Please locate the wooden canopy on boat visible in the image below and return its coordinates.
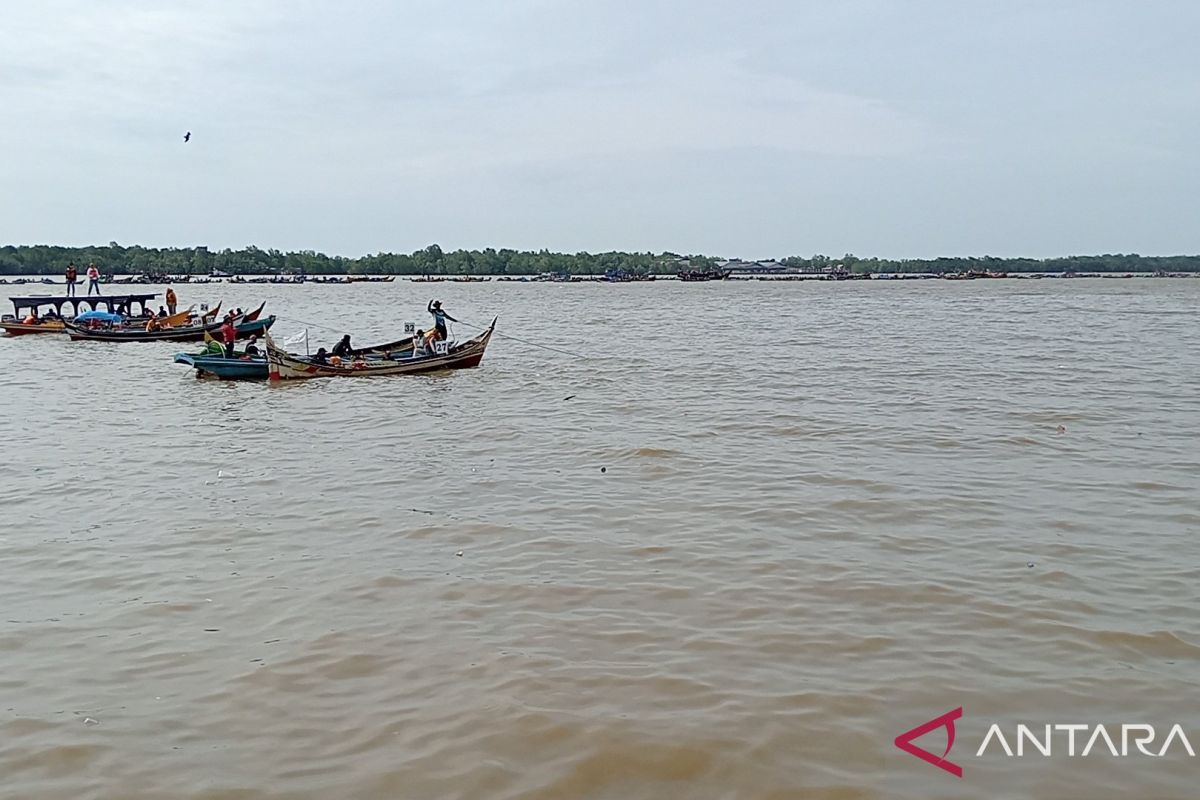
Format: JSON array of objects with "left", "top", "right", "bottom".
[{"left": 8, "top": 293, "right": 158, "bottom": 318}]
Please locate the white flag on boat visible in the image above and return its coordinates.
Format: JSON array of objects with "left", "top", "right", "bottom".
[{"left": 284, "top": 328, "right": 308, "bottom": 346}]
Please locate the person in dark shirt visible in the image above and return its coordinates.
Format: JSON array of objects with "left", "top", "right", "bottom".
[
  {"left": 311, "top": 347, "right": 328, "bottom": 364},
  {"left": 331, "top": 335, "right": 353, "bottom": 357},
  {"left": 243, "top": 335, "right": 261, "bottom": 357}
]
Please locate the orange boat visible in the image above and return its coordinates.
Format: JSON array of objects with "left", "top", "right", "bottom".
[{"left": 0, "top": 317, "right": 66, "bottom": 336}]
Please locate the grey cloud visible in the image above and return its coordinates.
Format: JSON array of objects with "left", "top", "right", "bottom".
[{"left": 0, "top": 0, "right": 1196, "bottom": 258}]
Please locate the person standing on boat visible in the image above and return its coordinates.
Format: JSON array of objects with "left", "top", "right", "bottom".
[
  {"left": 220, "top": 313, "right": 237, "bottom": 358},
  {"left": 165, "top": 286, "right": 177, "bottom": 315},
  {"left": 65, "top": 263, "right": 78, "bottom": 297},
  {"left": 427, "top": 300, "right": 458, "bottom": 341},
  {"left": 331, "top": 334, "right": 352, "bottom": 358},
  {"left": 86, "top": 263, "right": 101, "bottom": 295}
]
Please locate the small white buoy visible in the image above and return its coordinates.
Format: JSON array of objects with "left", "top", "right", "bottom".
[
  {"left": 455, "top": 550, "right": 464, "bottom": 557},
  {"left": 83, "top": 717, "right": 99, "bottom": 726}
]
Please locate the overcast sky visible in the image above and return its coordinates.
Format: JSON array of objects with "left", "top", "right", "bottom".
[{"left": 2, "top": 0, "right": 1196, "bottom": 259}]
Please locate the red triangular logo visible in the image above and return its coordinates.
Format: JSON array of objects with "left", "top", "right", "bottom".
[{"left": 895, "top": 707, "right": 963, "bottom": 777}]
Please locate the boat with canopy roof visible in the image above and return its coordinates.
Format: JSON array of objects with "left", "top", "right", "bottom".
[{"left": 0, "top": 293, "right": 159, "bottom": 336}]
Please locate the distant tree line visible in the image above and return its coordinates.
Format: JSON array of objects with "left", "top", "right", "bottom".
[
  {"left": 782, "top": 253, "right": 1200, "bottom": 274},
  {"left": 1, "top": 243, "right": 1196, "bottom": 276},
  {"left": 0, "top": 243, "right": 715, "bottom": 276}
]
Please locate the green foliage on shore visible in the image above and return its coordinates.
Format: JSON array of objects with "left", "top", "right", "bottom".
[
  {"left": 1, "top": 243, "right": 1197, "bottom": 276},
  {"left": 0, "top": 243, "right": 715, "bottom": 277}
]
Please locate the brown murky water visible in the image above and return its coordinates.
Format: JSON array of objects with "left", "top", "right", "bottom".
[{"left": 2, "top": 278, "right": 1198, "bottom": 799}]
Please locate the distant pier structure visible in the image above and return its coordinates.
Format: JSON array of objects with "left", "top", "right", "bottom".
[{"left": 718, "top": 259, "right": 844, "bottom": 280}]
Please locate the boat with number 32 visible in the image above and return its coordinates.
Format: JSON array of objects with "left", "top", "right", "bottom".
[{"left": 265, "top": 318, "right": 497, "bottom": 380}]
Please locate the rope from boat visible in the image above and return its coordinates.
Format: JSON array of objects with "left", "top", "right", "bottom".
[
  {"left": 279, "top": 314, "right": 587, "bottom": 358},
  {"left": 455, "top": 318, "right": 588, "bottom": 359},
  {"left": 273, "top": 315, "right": 349, "bottom": 336}
]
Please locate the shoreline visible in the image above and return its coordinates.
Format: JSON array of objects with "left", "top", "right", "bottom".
[{"left": 3, "top": 271, "right": 1199, "bottom": 287}]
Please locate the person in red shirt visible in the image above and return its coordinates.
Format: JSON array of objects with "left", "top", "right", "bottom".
[
  {"left": 220, "top": 313, "right": 237, "bottom": 358},
  {"left": 86, "top": 263, "right": 101, "bottom": 295},
  {"left": 65, "top": 263, "right": 78, "bottom": 297}
]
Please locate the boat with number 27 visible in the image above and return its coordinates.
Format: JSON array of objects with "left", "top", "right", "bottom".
[{"left": 264, "top": 318, "right": 497, "bottom": 380}]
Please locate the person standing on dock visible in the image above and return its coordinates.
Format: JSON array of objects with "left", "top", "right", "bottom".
[
  {"left": 65, "top": 263, "right": 78, "bottom": 297},
  {"left": 86, "top": 263, "right": 101, "bottom": 295},
  {"left": 165, "top": 286, "right": 177, "bottom": 315},
  {"left": 427, "top": 300, "right": 458, "bottom": 341},
  {"left": 220, "top": 313, "right": 237, "bottom": 358}
]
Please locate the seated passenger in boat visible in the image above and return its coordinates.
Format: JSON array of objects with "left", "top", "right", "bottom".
[
  {"left": 243, "top": 335, "right": 260, "bottom": 357},
  {"left": 145, "top": 313, "right": 161, "bottom": 332},
  {"left": 311, "top": 347, "right": 328, "bottom": 364},
  {"left": 331, "top": 335, "right": 352, "bottom": 358},
  {"left": 412, "top": 330, "right": 426, "bottom": 357}
]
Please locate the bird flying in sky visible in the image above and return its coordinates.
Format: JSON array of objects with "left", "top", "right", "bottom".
[{"left": 183, "top": 131, "right": 191, "bottom": 142}]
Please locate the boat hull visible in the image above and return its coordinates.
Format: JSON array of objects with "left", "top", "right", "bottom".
[
  {"left": 175, "top": 353, "right": 268, "bottom": 380},
  {"left": 677, "top": 269, "right": 731, "bottom": 281},
  {"left": 173, "top": 333, "right": 415, "bottom": 380},
  {"left": 267, "top": 319, "right": 496, "bottom": 380},
  {"left": 0, "top": 320, "right": 66, "bottom": 336}
]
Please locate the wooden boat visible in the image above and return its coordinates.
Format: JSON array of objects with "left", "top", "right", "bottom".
[
  {"left": 677, "top": 268, "right": 731, "bottom": 282},
  {"left": 0, "top": 318, "right": 66, "bottom": 336},
  {"left": 0, "top": 315, "right": 66, "bottom": 336},
  {"left": 1, "top": 292, "right": 158, "bottom": 336},
  {"left": 602, "top": 270, "right": 655, "bottom": 282},
  {"left": 174, "top": 332, "right": 418, "bottom": 380},
  {"left": 154, "top": 306, "right": 196, "bottom": 328},
  {"left": 242, "top": 302, "right": 265, "bottom": 321},
  {"left": 65, "top": 313, "right": 274, "bottom": 343},
  {"left": 174, "top": 351, "right": 269, "bottom": 380},
  {"left": 266, "top": 319, "right": 496, "bottom": 380}
]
